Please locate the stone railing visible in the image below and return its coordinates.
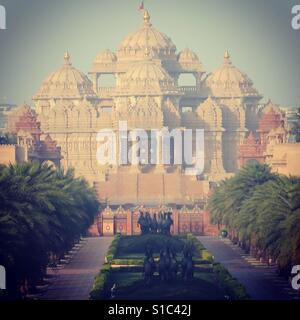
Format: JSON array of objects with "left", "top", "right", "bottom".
[
  {"left": 97, "top": 87, "right": 115, "bottom": 98},
  {"left": 179, "top": 86, "right": 200, "bottom": 95}
]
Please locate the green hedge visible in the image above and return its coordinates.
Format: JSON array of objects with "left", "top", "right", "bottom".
[
  {"left": 90, "top": 235, "right": 121, "bottom": 300},
  {"left": 115, "top": 234, "right": 184, "bottom": 256},
  {"left": 213, "top": 263, "right": 249, "bottom": 300},
  {"left": 186, "top": 234, "right": 213, "bottom": 262},
  {"left": 111, "top": 266, "right": 144, "bottom": 273},
  {"left": 105, "top": 234, "right": 121, "bottom": 263},
  {"left": 111, "top": 259, "right": 144, "bottom": 266},
  {"left": 89, "top": 263, "right": 111, "bottom": 300}
]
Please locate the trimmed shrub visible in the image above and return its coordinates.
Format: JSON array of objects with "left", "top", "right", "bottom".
[
  {"left": 105, "top": 234, "right": 121, "bottom": 263},
  {"left": 213, "top": 263, "right": 249, "bottom": 299},
  {"left": 90, "top": 264, "right": 112, "bottom": 300},
  {"left": 111, "top": 259, "right": 143, "bottom": 266},
  {"left": 115, "top": 234, "right": 184, "bottom": 256},
  {"left": 90, "top": 235, "right": 122, "bottom": 300}
]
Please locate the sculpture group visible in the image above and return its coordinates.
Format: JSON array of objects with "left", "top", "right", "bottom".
[
  {"left": 138, "top": 211, "right": 194, "bottom": 284},
  {"left": 143, "top": 242, "right": 195, "bottom": 284},
  {"left": 138, "top": 211, "right": 173, "bottom": 235}
]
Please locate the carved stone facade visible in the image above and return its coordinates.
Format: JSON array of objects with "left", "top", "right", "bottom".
[
  {"left": 30, "top": 11, "right": 265, "bottom": 208},
  {"left": 4, "top": 10, "right": 298, "bottom": 237},
  {"left": 238, "top": 101, "right": 287, "bottom": 168},
  {"left": 88, "top": 205, "right": 220, "bottom": 237}
]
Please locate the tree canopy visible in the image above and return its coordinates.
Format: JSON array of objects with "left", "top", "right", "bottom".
[
  {"left": 0, "top": 161, "right": 99, "bottom": 299},
  {"left": 208, "top": 163, "right": 300, "bottom": 276}
]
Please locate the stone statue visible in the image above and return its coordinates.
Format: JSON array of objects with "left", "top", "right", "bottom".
[
  {"left": 158, "top": 244, "right": 179, "bottom": 281},
  {"left": 157, "top": 212, "right": 163, "bottom": 233},
  {"left": 143, "top": 245, "right": 155, "bottom": 284},
  {"left": 158, "top": 248, "right": 170, "bottom": 281},
  {"left": 145, "top": 212, "right": 152, "bottom": 233},
  {"left": 138, "top": 211, "right": 173, "bottom": 236},
  {"left": 138, "top": 211, "right": 148, "bottom": 235},
  {"left": 181, "top": 243, "right": 194, "bottom": 280},
  {"left": 151, "top": 213, "right": 158, "bottom": 234},
  {"left": 169, "top": 250, "right": 178, "bottom": 280},
  {"left": 161, "top": 212, "right": 173, "bottom": 235}
]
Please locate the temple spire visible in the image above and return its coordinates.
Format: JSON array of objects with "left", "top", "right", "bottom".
[
  {"left": 64, "top": 51, "right": 71, "bottom": 65},
  {"left": 144, "top": 10, "right": 150, "bottom": 23},
  {"left": 223, "top": 50, "right": 232, "bottom": 64}
]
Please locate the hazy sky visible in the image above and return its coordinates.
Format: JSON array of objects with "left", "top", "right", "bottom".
[{"left": 0, "top": 0, "right": 299, "bottom": 106}]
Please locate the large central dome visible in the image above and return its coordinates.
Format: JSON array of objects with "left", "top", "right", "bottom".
[{"left": 117, "top": 11, "right": 177, "bottom": 62}]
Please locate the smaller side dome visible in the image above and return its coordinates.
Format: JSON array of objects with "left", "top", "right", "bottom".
[
  {"left": 178, "top": 48, "right": 200, "bottom": 63},
  {"left": 177, "top": 48, "right": 204, "bottom": 73},
  {"left": 205, "top": 51, "right": 261, "bottom": 98},
  {"left": 94, "top": 49, "right": 117, "bottom": 64},
  {"left": 33, "top": 52, "right": 97, "bottom": 101}
]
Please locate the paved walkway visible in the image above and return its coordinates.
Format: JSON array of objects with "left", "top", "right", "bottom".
[
  {"left": 198, "top": 236, "right": 300, "bottom": 300},
  {"left": 40, "top": 237, "right": 113, "bottom": 300}
]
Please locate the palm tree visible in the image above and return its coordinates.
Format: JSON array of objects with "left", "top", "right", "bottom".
[
  {"left": 208, "top": 163, "right": 276, "bottom": 242},
  {"left": 208, "top": 163, "right": 300, "bottom": 276},
  {"left": 0, "top": 161, "right": 99, "bottom": 299}
]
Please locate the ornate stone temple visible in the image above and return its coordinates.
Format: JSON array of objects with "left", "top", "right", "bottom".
[
  {"left": 6, "top": 10, "right": 292, "bottom": 235},
  {"left": 5, "top": 11, "right": 296, "bottom": 235}
]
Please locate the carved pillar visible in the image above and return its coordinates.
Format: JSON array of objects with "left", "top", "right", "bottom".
[
  {"left": 210, "top": 130, "right": 225, "bottom": 174},
  {"left": 126, "top": 210, "right": 133, "bottom": 236},
  {"left": 92, "top": 73, "right": 98, "bottom": 93},
  {"left": 173, "top": 210, "right": 179, "bottom": 235},
  {"left": 195, "top": 72, "right": 202, "bottom": 88}
]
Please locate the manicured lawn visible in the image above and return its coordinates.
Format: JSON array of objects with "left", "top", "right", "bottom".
[
  {"left": 115, "top": 234, "right": 187, "bottom": 258},
  {"left": 90, "top": 234, "right": 248, "bottom": 300},
  {"left": 113, "top": 273, "right": 227, "bottom": 300}
]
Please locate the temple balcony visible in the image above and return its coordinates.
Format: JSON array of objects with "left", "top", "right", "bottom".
[
  {"left": 179, "top": 86, "right": 202, "bottom": 97},
  {"left": 97, "top": 87, "right": 116, "bottom": 99}
]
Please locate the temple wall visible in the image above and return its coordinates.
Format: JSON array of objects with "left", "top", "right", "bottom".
[
  {"left": 266, "top": 143, "right": 300, "bottom": 176},
  {"left": 0, "top": 145, "right": 26, "bottom": 165},
  {"left": 88, "top": 207, "right": 220, "bottom": 237},
  {"left": 94, "top": 172, "right": 209, "bottom": 205}
]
